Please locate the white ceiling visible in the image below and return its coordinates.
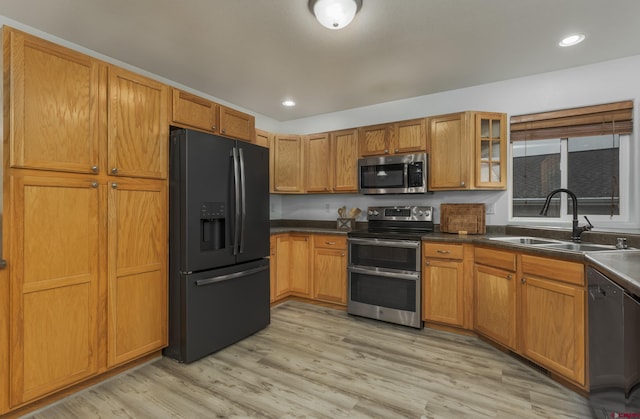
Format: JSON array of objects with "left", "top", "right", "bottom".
[{"left": 1, "top": 0, "right": 640, "bottom": 122}]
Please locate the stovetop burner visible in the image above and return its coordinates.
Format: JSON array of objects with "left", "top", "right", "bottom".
[{"left": 348, "top": 205, "right": 434, "bottom": 240}]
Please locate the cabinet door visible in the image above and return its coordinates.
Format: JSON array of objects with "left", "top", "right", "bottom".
[
  {"left": 393, "top": 118, "right": 426, "bottom": 154},
  {"left": 313, "top": 248, "right": 347, "bottom": 305},
  {"left": 474, "top": 264, "right": 516, "bottom": 349},
  {"left": 428, "top": 113, "right": 470, "bottom": 190},
  {"left": 332, "top": 129, "right": 359, "bottom": 192},
  {"left": 108, "top": 66, "right": 168, "bottom": 179},
  {"left": 272, "top": 135, "right": 304, "bottom": 193},
  {"left": 423, "top": 259, "right": 464, "bottom": 327},
  {"left": 10, "top": 175, "right": 100, "bottom": 405},
  {"left": 171, "top": 88, "right": 218, "bottom": 133},
  {"left": 358, "top": 124, "right": 390, "bottom": 156},
  {"left": 269, "top": 236, "right": 277, "bottom": 303},
  {"left": 7, "top": 28, "right": 101, "bottom": 174},
  {"left": 274, "top": 235, "right": 291, "bottom": 298},
  {"left": 107, "top": 180, "right": 167, "bottom": 367},
  {"left": 255, "top": 129, "right": 270, "bottom": 148},
  {"left": 305, "top": 133, "right": 332, "bottom": 193},
  {"left": 289, "top": 235, "right": 311, "bottom": 296},
  {"left": 474, "top": 112, "right": 507, "bottom": 189},
  {"left": 521, "top": 276, "right": 585, "bottom": 385},
  {"left": 219, "top": 105, "right": 255, "bottom": 142}
]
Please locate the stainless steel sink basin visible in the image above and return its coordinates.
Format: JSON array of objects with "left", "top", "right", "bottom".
[
  {"left": 537, "top": 242, "right": 618, "bottom": 252},
  {"left": 488, "top": 236, "right": 562, "bottom": 245}
]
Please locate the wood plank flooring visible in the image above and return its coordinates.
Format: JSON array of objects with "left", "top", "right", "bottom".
[{"left": 24, "top": 301, "right": 594, "bottom": 418}]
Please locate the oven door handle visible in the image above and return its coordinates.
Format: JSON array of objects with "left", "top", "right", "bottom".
[
  {"left": 348, "top": 237, "right": 420, "bottom": 248},
  {"left": 348, "top": 266, "right": 420, "bottom": 281}
]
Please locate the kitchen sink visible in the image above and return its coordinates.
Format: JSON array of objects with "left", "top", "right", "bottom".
[
  {"left": 488, "top": 236, "right": 562, "bottom": 245},
  {"left": 536, "top": 242, "right": 618, "bottom": 252}
]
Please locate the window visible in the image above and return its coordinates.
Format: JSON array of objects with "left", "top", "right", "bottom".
[{"left": 510, "top": 101, "right": 632, "bottom": 224}]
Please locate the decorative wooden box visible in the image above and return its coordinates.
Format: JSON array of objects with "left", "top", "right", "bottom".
[{"left": 440, "top": 203, "right": 486, "bottom": 234}]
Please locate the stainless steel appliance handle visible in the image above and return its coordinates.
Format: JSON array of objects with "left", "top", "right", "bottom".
[
  {"left": 195, "top": 265, "right": 269, "bottom": 286},
  {"left": 239, "top": 147, "right": 246, "bottom": 254},
  {"left": 348, "top": 237, "right": 420, "bottom": 248},
  {"left": 348, "top": 265, "right": 420, "bottom": 281},
  {"left": 232, "top": 148, "right": 241, "bottom": 255}
]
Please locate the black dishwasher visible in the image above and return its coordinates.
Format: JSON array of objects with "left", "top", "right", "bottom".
[{"left": 588, "top": 266, "right": 640, "bottom": 417}]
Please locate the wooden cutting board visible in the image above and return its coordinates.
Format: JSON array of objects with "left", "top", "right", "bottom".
[{"left": 440, "top": 203, "right": 486, "bottom": 234}]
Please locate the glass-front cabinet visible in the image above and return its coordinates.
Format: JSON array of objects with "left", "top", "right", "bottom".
[{"left": 475, "top": 112, "right": 507, "bottom": 189}]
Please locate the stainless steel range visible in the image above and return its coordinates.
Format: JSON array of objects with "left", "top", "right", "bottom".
[{"left": 347, "top": 205, "right": 434, "bottom": 328}]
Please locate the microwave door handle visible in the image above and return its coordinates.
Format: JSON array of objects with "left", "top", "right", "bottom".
[
  {"left": 239, "top": 147, "right": 246, "bottom": 254},
  {"left": 232, "top": 148, "right": 241, "bottom": 255}
]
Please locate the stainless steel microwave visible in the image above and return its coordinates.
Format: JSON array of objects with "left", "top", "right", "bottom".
[{"left": 358, "top": 153, "right": 428, "bottom": 194}]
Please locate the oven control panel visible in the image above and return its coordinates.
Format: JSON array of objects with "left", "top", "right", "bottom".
[{"left": 367, "top": 206, "right": 433, "bottom": 222}]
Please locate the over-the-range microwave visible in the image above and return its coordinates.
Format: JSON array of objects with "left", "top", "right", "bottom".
[{"left": 358, "top": 153, "right": 428, "bottom": 194}]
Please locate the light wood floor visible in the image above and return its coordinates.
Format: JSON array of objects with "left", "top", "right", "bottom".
[{"left": 25, "top": 301, "right": 594, "bottom": 418}]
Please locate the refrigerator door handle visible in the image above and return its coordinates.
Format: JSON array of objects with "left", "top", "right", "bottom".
[
  {"left": 195, "top": 265, "right": 269, "bottom": 286},
  {"left": 232, "top": 147, "right": 241, "bottom": 255},
  {"left": 239, "top": 147, "right": 247, "bottom": 254}
]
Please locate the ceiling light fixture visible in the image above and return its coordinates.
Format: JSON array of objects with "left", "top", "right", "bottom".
[
  {"left": 309, "top": 0, "right": 362, "bottom": 30},
  {"left": 558, "top": 33, "right": 586, "bottom": 47},
  {"left": 282, "top": 100, "right": 296, "bottom": 107}
]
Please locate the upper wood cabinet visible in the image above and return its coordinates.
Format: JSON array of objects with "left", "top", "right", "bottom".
[
  {"left": 170, "top": 88, "right": 255, "bottom": 142},
  {"left": 428, "top": 111, "right": 506, "bottom": 190},
  {"left": 359, "top": 119, "right": 426, "bottom": 157},
  {"left": 108, "top": 66, "right": 168, "bottom": 180},
  {"left": 255, "top": 129, "right": 270, "bottom": 148},
  {"left": 171, "top": 89, "right": 218, "bottom": 133},
  {"left": 219, "top": 105, "right": 255, "bottom": 142},
  {"left": 6, "top": 28, "right": 102, "bottom": 174},
  {"left": 271, "top": 134, "right": 305, "bottom": 193},
  {"left": 305, "top": 133, "right": 332, "bottom": 193},
  {"left": 9, "top": 174, "right": 100, "bottom": 406},
  {"left": 331, "top": 129, "right": 359, "bottom": 192}
]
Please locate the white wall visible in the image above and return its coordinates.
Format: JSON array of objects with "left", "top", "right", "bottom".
[{"left": 274, "top": 55, "right": 640, "bottom": 228}]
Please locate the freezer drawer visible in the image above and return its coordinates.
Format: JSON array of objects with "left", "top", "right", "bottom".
[{"left": 165, "top": 258, "right": 270, "bottom": 363}]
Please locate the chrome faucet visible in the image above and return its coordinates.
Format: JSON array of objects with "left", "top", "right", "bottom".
[{"left": 539, "top": 188, "right": 593, "bottom": 242}]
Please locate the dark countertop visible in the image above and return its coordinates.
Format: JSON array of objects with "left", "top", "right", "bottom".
[
  {"left": 585, "top": 250, "right": 640, "bottom": 298},
  {"left": 270, "top": 227, "right": 349, "bottom": 235}
]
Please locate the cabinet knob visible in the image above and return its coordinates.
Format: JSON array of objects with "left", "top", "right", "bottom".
[
  {"left": 111, "top": 183, "right": 118, "bottom": 189},
  {"left": 460, "top": 181, "right": 465, "bottom": 186},
  {"left": 506, "top": 274, "right": 512, "bottom": 280},
  {"left": 521, "top": 277, "right": 526, "bottom": 284},
  {"left": 341, "top": 253, "right": 345, "bottom": 257},
  {"left": 384, "top": 149, "right": 389, "bottom": 154},
  {"left": 91, "top": 182, "right": 99, "bottom": 188},
  {"left": 394, "top": 149, "right": 399, "bottom": 153},
  {"left": 91, "top": 166, "right": 98, "bottom": 173},
  {"left": 212, "top": 125, "right": 217, "bottom": 131},
  {"left": 425, "top": 260, "right": 430, "bottom": 266},
  {"left": 222, "top": 128, "right": 226, "bottom": 134},
  {"left": 111, "top": 167, "right": 118, "bottom": 174}
]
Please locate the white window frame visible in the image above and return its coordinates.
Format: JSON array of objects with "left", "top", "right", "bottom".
[{"left": 508, "top": 134, "right": 632, "bottom": 229}]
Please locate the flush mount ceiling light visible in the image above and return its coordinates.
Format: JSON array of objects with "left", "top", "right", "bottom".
[
  {"left": 559, "top": 33, "right": 586, "bottom": 47},
  {"left": 309, "top": 0, "right": 362, "bottom": 30},
  {"left": 282, "top": 99, "right": 296, "bottom": 107}
]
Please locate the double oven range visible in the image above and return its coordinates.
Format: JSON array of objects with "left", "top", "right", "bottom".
[{"left": 347, "top": 205, "right": 433, "bottom": 329}]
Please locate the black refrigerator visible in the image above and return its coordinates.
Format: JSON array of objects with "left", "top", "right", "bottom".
[{"left": 164, "top": 128, "right": 270, "bottom": 363}]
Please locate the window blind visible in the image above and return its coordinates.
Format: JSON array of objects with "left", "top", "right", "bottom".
[{"left": 510, "top": 100, "right": 633, "bottom": 141}]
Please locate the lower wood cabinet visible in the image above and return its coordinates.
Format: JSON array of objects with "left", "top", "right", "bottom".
[
  {"left": 107, "top": 179, "right": 167, "bottom": 367},
  {"left": 9, "top": 174, "right": 100, "bottom": 406},
  {"left": 473, "top": 247, "right": 517, "bottom": 350},
  {"left": 520, "top": 255, "right": 585, "bottom": 386},
  {"left": 313, "top": 235, "right": 347, "bottom": 305},
  {"left": 270, "top": 233, "right": 347, "bottom": 305},
  {"left": 289, "top": 235, "right": 311, "bottom": 297},
  {"left": 422, "top": 242, "right": 469, "bottom": 328}
]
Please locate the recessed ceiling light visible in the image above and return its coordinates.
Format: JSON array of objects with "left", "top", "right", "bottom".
[
  {"left": 282, "top": 100, "right": 296, "bottom": 107},
  {"left": 559, "top": 33, "right": 586, "bottom": 47}
]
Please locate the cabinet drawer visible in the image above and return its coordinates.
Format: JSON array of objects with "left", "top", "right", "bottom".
[
  {"left": 314, "top": 235, "right": 347, "bottom": 250},
  {"left": 474, "top": 247, "right": 516, "bottom": 271},
  {"left": 521, "top": 254, "right": 584, "bottom": 286},
  {"left": 423, "top": 242, "right": 464, "bottom": 260}
]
